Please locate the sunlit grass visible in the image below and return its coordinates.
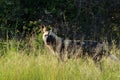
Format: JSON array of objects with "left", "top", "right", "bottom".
[{"left": 0, "top": 39, "right": 120, "bottom": 80}]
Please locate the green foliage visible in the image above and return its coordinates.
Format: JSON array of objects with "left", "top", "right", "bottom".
[{"left": 0, "top": 0, "right": 120, "bottom": 44}]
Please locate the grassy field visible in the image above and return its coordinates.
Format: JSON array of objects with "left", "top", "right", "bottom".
[{"left": 0, "top": 38, "right": 120, "bottom": 80}]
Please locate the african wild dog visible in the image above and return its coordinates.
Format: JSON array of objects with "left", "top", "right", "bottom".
[{"left": 41, "top": 25, "right": 119, "bottom": 62}]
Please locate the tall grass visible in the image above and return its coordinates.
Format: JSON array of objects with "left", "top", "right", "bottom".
[{"left": 0, "top": 37, "right": 120, "bottom": 80}]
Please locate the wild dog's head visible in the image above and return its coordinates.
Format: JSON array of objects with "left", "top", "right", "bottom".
[{"left": 41, "top": 25, "right": 56, "bottom": 45}]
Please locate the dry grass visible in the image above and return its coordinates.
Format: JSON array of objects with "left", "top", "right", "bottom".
[{"left": 0, "top": 38, "right": 120, "bottom": 80}]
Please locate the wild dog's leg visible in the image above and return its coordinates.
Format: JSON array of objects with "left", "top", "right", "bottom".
[
  {"left": 92, "top": 43, "right": 105, "bottom": 62},
  {"left": 58, "top": 40, "right": 65, "bottom": 62},
  {"left": 93, "top": 52, "right": 103, "bottom": 62},
  {"left": 57, "top": 52, "right": 64, "bottom": 62},
  {"left": 92, "top": 52, "right": 104, "bottom": 71},
  {"left": 60, "top": 52, "right": 64, "bottom": 61}
]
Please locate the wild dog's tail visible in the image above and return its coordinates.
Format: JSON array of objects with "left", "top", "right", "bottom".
[{"left": 108, "top": 54, "right": 120, "bottom": 62}]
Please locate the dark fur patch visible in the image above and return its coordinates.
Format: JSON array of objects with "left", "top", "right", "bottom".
[
  {"left": 43, "top": 30, "right": 108, "bottom": 62},
  {"left": 46, "top": 35, "right": 56, "bottom": 44}
]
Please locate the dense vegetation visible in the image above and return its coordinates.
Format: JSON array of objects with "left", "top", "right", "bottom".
[
  {"left": 0, "top": 0, "right": 120, "bottom": 43},
  {"left": 0, "top": 1, "right": 120, "bottom": 79},
  {"left": 0, "top": 38, "right": 119, "bottom": 80}
]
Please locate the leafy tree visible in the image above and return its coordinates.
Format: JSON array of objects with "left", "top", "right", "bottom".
[{"left": 0, "top": 0, "right": 119, "bottom": 44}]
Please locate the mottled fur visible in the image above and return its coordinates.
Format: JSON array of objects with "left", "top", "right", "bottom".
[{"left": 41, "top": 25, "right": 119, "bottom": 62}]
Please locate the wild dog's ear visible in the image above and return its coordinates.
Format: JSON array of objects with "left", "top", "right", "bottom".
[
  {"left": 41, "top": 25, "right": 52, "bottom": 33},
  {"left": 52, "top": 28, "right": 58, "bottom": 34},
  {"left": 41, "top": 25, "right": 47, "bottom": 33}
]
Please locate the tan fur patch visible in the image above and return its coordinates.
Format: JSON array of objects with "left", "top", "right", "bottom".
[{"left": 41, "top": 25, "right": 47, "bottom": 33}]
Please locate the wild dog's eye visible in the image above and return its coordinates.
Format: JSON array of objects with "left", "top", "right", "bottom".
[{"left": 45, "top": 34, "right": 48, "bottom": 37}]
